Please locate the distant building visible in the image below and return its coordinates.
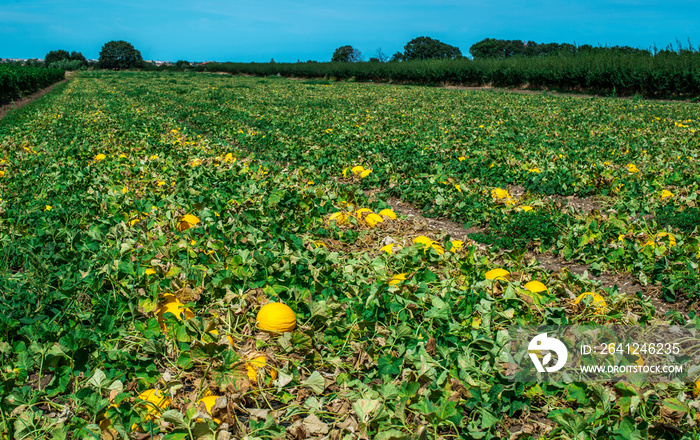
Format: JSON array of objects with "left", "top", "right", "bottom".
[{"left": 145, "top": 60, "right": 173, "bottom": 66}]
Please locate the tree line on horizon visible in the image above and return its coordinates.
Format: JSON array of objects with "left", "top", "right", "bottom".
[
  {"left": 41, "top": 41, "right": 145, "bottom": 70},
  {"left": 10, "top": 36, "right": 700, "bottom": 98},
  {"left": 32, "top": 36, "right": 700, "bottom": 72},
  {"left": 330, "top": 37, "right": 697, "bottom": 63},
  {"left": 468, "top": 38, "right": 660, "bottom": 59}
]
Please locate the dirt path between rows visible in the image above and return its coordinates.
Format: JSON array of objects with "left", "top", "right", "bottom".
[
  {"left": 443, "top": 84, "right": 604, "bottom": 99},
  {"left": 0, "top": 76, "right": 70, "bottom": 121},
  {"left": 378, "top": 194, "right": 692, "bottom": 321}
]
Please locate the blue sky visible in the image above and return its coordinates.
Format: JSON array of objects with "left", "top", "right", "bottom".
[{"left": 1, "top": 0, "right": 699, "bottom": 62}]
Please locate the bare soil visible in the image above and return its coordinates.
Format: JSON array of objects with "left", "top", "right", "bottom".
[
  {"left": 547, "top": 194, "right": 606, "bottom": 216},
  {"left": 385, "top": 197, "right": 485, "bottom": 240}
]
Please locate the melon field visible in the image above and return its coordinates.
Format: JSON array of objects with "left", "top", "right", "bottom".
[{"left": 0, "top": 71, "right": 699, "bottom": 439}]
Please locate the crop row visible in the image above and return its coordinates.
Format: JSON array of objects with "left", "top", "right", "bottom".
[
  {"left": 0, "top": 64, "right": 65, "bottom": 105},
  {"left": 0, "top": 72, "right": 695, "bottom": 438},
  {"left": 0, "top": 73, "right": 545, "bottom": 438},
  {"left": 102, "top": 71, "right": 700, "bottom": 302},
  {"left": 193, "top": 52, "right": 700, "bottom": 98}
]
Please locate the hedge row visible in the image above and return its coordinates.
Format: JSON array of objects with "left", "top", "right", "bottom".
[
  {"left": 194, "top": 52, "right": 700, "bottom": 98},
  {"left": 0, "top": 64, "right": 65, "bottom": 105}
]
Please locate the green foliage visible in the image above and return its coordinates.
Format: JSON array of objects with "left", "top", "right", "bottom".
[
  {"left": 661, "top": 270, "right": 700, "bottom": 302},
  {"left": 401, "top": 36, "right": 462, "bottom": 61},
  {"left": 469, "top": 38, "right": 649, "bottom": 59},
  {"left": 48, "top": 59, "right": 86, "bottom": 71},
  {"left": 45, "top": 50, "right": 88, "bottom": 69},
  {"left": 195, "top": 49, "right": 700, "bottom": 97},
  {"left": 0, "top": 70, "right": 698, "bottom": 439},
  {"left": 470, "top": 211, "right": 561, "bottom": 250},
  {"left": 98, "top": 40, "right": 144, "bottom": 70},
  {"left": 0, "top": 64, "right": 65, "bottom": 104},
  {"left": 45, "top": 49, "right": 71, "bottom": 66},
  {"left": 69, "top": 51, "right": 88, "bottom": 66},
  {"left": 331, "top": 45, "right": 363, "bottom": 62},
  {"left": 656, "top": 205, "right": 700, "bottom": 233}
]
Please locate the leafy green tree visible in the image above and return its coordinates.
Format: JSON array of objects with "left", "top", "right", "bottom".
[
  {"left": 470, "top": 38, "right": 652, "bottom": 59},
  {"left": 45, "top": 50, "right": 88, "bottom": 68},
  {"left": 503, "top": 40, "right": 527, "bottom": 57},
  {"left": 402, "top": 36, "right": 462, "bottom": 60},
  {"left": 469, "top": 38, "right": 527, "bottom": 58},
  {"left": 331, "top": 45, "right": 363, "bottom": 62},
  {"left": 69, "top": 51, "right": 88, "bottom": 66},
  {"left": 45, "top": 50, "right": 70, "bottom": 66},
  {"left": 537, "top": 42, "right": 561, "bottom": 57},
  {"left": 524, "top": 41, "right": 540, "bottom": 57},
  {"left": 98, "top": 40, "right": 144, "bottom": 69}
]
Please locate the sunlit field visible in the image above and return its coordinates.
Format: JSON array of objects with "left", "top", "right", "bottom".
[{"left": 0, "top": 71, "right": 698, "bottom": 439}]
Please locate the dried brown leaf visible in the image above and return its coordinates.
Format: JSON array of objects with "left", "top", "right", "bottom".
[
  {"left": 303, "top": 414, "right": 329, "bottom": 435},
  {"left": 425, "top": 337, "right": 436, "bottom": 355},
  {"left": 286, "top": 419, "right": 306, "bottom": 440}
]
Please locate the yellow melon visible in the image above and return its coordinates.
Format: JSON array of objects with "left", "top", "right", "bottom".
[
  {"left": 450, "top": 240, "right": 464, "bottom": 251},
  {"left": 156, "top": 297, "right": 195, "bottom": 330},
  {"left": 491, "top": 188, "right": 510, "bottom": 199},
  {"left": 134, "top": 389, "right": 171, "bottom": 430},
  {"left": 574, "top": 292, "right": 608, "bottom": 314},
  {"left": 380, "top": 244, "right": 395, "bottom": 254},
  {"left": 485, "top": 269, "right": 510, "bottom": 281},
  {"left": 413, "top": 236, "right": 444, "bottom": 255},
  {"left": 246, "top": 355, "right": 278, "bottom": 383},
  {"left": 195, "top": 395, "right": 222, "bottom": 425},
  {"left": 430, "top": 243, "right": 444, "bottom": 255},
  {"left": 354, "top": 208, "right": 373, "bottom": 219},
  {"left": 97, "top": 404, "right": 118, "bottom": 432},
  {"left": 256, "top": 302, "right": 296, "bottom": 333},
  {"left": 364, "top": 213, "right": 383, "bottom": 228},
  {"left": 328, "top": 212, "right": 347, "bottom": 225},
  {"left": 524, "top": 280, "right": 547, "bottom": 293},
  {"left": 413, "top": 236, "right": 434, "bottom": 247},
  {"left": 388, "top": 273, "right": 407, "bottom": 286},
  {"left": 378, "top": 209, "right": 397, "bottom": 220}
]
